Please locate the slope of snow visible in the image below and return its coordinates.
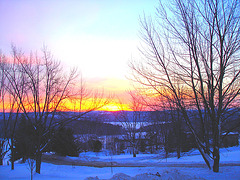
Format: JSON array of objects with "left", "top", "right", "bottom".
[
  {"left": 76, "top": 146, "right": 240, "bottom": 164},
  {"left": 1, "top": 163, "right": 240, "bottom": 180},
  {"left": 0, "top": 146, "right": 240, "bottom": 179}
]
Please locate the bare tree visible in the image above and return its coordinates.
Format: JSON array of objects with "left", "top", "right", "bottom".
[
  {"left": 2, "top": 46, "right": 109, "bottom": 173},
  {"left": 136, "top": 83, "right": 185, "bottom": 157},
  {"left": 130, "top": 0, "right": 240, "bottom": 172},
  {"left": 26, "top": 158, "right": 36, "bottom": 180},
  {"left": 117, "top": 91, "right": 147, "bottom": 157},
  {"left": 0, "top": 52, "right": 21, "bottom": 169},
  {"left": 0, "top": 52, "right": 7, "bottom": 166}
]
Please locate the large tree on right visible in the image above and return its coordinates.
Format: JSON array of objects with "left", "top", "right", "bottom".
[{"left": 131, "top": 0, "right": 240, "bottom": 172}]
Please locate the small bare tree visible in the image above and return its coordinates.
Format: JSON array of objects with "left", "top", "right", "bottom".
[
  {"left": 117, "top": 91, "right": 147, "bottom": 157},
  {"left": 130, "top": 0, "right": 240, "bottom": 172},
  {"left": 26, "top": 158, "right": 35, "bottom": 180}
]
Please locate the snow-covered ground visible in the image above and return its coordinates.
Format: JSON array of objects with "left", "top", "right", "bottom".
[{"left": 0, "top": 146, "right": 240, "bottom": 179}]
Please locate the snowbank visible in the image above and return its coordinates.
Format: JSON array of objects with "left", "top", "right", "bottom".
[{"left": 85, "top": 170, "right": 203, "bottom": 180}]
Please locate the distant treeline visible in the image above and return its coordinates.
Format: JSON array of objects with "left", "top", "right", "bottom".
[{"left": 69, "top": 120, "right": 124, "bottom": 136}]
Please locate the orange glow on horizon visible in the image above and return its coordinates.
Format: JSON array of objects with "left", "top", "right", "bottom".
[
  {"left": 0, "top": 100, "right": 132, "bottom": 113},
  {"left": 58, "top": 98, "right": 132, "bottom": 112},
  {"left": 98, "top": 102, "right": 132, "bottom": 111},
  {"left": 0, "top": 77, "right": 134, "bottom": 112}
]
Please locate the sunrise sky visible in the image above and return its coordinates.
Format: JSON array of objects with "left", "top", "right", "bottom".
[{"left": 0, "top": 0, "right": 158, "bottom": 111}]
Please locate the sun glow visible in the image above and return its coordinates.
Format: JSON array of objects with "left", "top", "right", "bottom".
[
  {"left": 98, "top": 102, "right": 131, "bottom": 112},
  {"left": 61, "top": 97, "right": 132, "bottom": 112}
]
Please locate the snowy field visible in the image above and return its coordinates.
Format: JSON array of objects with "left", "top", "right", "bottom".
[{"left": 0, "top": 146, "right": 240, "bottom": 179}]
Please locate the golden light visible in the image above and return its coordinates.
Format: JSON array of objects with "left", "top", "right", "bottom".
[
  {"left": 98, "top": 102, "right": 131, "bottom": 111},
  {"left": 60, "top": 97, "right": 132, "bottom": 112}
]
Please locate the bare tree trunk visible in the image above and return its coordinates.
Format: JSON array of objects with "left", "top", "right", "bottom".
[
  {"left": 176, "top": 133, "right": 181, "bottom": 159},
  {"left": 212, "top": 120, "right": 220, "bottom": 172},
  {"left": 204, "top": 111, "right": 211, "bottom": 155},
  {"left": 10, "top": 139, "right": 14, "bottom": 170},
  {"left": 132, "top": 141, "right": 137, "bottom": 157},
  {"left": 176, "top": 109, "right": 181, "bottom": 159},
  {"left": 155, "top": 136, "right": 158, "bottom": 151},
  {"left": 22, "top": 156, "right": 26, "bottom": 163},
  {"left": 11, "top": 160, "right": 14, "bottom": 170},
  {"left": 0, "top": 141, "right": 3, "bottom": 165},
  {"left": 133, "top": 147, "right": 136, "bottom": 157},
  {"left": 35, "top": 151, "right": 42, "bottom": 174},
  {"left": 0, "top": 151, "right": 3, "bottom": 165},
  {"left": 213, "top": 145, "right": 220, "bottom": 172},
  {"left": 164, "top": 134, "right": 168, "bottom": 158}
]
